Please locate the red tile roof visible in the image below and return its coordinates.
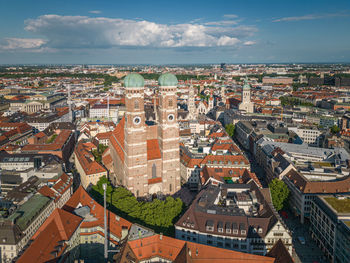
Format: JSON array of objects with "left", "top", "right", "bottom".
[
  {"left": 22, "top": 130, "right": 72, "bottom": 152},
  {"left": 201, "top": 155, "right": 249, "bottom": 166},
  {"left": 285, "top": 169, "right": 350, "bottom": 194},
  {"left": 148, "top": 177, "right": 162, "bottom": 185},
  {"left": 110, "top": 116, "right": 125, "bottom": 162},
  {"left": 147, "top": 139, "right": 161, "bottom": 160},
  {"left": 17, "top": 209, "right": 83, "bottom": 263},
  {"left": 121, "top": 234, "right": 275, "bottom": 263},
  {"left": 95, "top": 131, "right": 112, "bottom": 140},
  {"left": 74, "top": 141, "right": 106, "bottom": 175},
  {"left": 200, "top": 166, "right": 246, "bottom": 184},
  {"left": 63, "top": 186, "right": 132, "bottom": 239}
]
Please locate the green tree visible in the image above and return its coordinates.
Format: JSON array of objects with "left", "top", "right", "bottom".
[
  {"left": 225, "top": 124, "right": 235, "bottom": 137},
  {"left": 90, "top": 176, "right": 184, "bottom": 236},
  {"left": 330, "top": 125, "right": 340, "bottom": 134},
  {"left": 269, "top": 178, "right": 290, "bottom": 211}
]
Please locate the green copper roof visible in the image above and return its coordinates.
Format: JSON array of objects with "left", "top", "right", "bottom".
[
  {"left": 8, "top": 194, "right": 51, "bottom": 231},
  {"left": 243, "top": 78, "right": 251, "bottom": 90},
  {"left": 158, "top": 73, "right": 178, "bottom": 87},
  {"left": 124, "top": 73, "right": 144, "bottom": 88}
]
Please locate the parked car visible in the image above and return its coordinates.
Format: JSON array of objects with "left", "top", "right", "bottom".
[{"left": 298, "top": 236, "right": 306, "bottom": 245}]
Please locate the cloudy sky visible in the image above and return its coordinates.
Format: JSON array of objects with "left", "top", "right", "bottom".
[{"left": 0, "top": 0, "right": 349, "bottom": 64}]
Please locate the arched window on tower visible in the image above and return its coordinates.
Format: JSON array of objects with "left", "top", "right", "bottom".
[
  {"left": 169, "top": 184, "right": 172, "bottom": 192},
  {"left": 134, "top": 100, "right": 139, "bottom": 110},
  {"left": 168, "top": 99, "right": 173, "bottom": 107},
  {"left": 152, "top": 163, "right": 157, "bottom": 178}
]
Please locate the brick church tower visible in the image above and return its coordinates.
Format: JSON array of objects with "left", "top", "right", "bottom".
[
  {"left": 123, "top": 73, "right": 148, "bottom": 196},
  {"left": 158, "top": 73, "right": 181, "bottom": 194},
  {"left": 109, "top": 73, "right": 180, "bottom": 197}
]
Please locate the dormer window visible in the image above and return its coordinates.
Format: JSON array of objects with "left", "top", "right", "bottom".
[
  {"left": 258, "top": 228, "right": 263, "bottom": 233},
  {"left": 225, "top": 222, "right": 231, "bottom": 234},
  {"left": 206, "top": 220, "right": 214, "bottom": 232},
  {"left": 241, "top": 230, "right": 246, "bottom": 235},
  {"left": 217, "top": 222, "right": 224, "bottom": 233}
]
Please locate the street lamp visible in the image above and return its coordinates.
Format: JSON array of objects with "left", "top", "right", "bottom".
[{"left": 103, "top": 183, "right": 108, "bottom": 260}]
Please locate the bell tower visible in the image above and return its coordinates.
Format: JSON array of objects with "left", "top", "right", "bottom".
[
  {"left": 158, "top": 73, "right": 181, "bottom": 195},
  {"left": 123, "top": 73, "right": 148, "bottom": 197},
  {"left": 188, "top": 85, "right": 196, "bottom": 120},
  {"left": 238, "top": 78, "right": 254, "bottom": 113}
]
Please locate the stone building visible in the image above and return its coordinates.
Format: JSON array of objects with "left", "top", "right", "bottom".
[{"left": 238, "top": 79, "right": 254, "bottom": 113}]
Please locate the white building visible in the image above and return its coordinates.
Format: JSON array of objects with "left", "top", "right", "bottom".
[
  {"left": 89, "top": 104, "right": 109, "bottom": 118},
  {"left": 238, "top": 79, "right": 254, "bottom": 113},
  {"left": 288, "top": 127, "right": 321, "bottom": 146}
]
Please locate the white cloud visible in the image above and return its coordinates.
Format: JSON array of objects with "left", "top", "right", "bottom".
[
  {"left": 204, "top": 20, "right": 239, "bottom": 26},
  {"left": 0, "top": 38, "right": 46, "bottom": 50},
  {"left": 243, "top": 40, "right": 256, "bottom": 46},
  {"left": 273, "top": 12, "right": 349, "bottom": 22},
  {"left": 223, "top": 14, "right": 238, "bottom": 19},
  {"left": 89, "top": 10, "right": 102, "bottom": 14},
  {"left": 217, "top": 36, "right": 240, "bottom": 46},
  {"left": 24, "top": 14, "right": 257, "bottom": 49}
]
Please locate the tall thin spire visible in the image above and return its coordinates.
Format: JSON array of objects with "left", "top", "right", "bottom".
[{"left": 67, "top": 84, "right": 73, "bottom": 122}]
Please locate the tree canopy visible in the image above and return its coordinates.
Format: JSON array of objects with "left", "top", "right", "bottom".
[
  {"left": 280, "top": 96, "right": 314, "bottom": 107},
  {"left": 330, "top": 125, "right": 340, "bottom": 134},
  {"left": 90, "top": 176, "right": 184, "bottom": 236},
  {"left": 225, "top": 124, "right": 235, "bottom": 137},
  {"left": 269, "top": 178, "right": 290, "bottom": 211},
  {"left": 91, "top": 144, "right": 109, "bottom": 164}
]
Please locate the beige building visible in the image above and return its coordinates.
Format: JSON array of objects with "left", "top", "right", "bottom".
[
  {"left": 9, "top": 93, "right": 66, "bottom": 114},
  {"left": 74, "top": 141, "right": 107, "bottom": 189},
  {"left": 0, "top": 194, "right": 54, "bottom": 262},
  {"left": 262, "top": 77, "right": 293, "bottom": 85},
  {"left": 238, "top": 79, "right": 254, "bottom": 113}
]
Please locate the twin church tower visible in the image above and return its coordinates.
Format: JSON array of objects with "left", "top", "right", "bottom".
[{"left": 109, "top": 73, "right": 180, "bottom": 197}]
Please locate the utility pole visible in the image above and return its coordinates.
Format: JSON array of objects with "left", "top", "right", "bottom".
[{"left": 103, "top": 183, "right": 108, "bottom": 260}]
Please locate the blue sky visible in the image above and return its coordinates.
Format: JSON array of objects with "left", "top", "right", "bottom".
[{"left": 0, "top": 0, "right": 349, "bottom": 64}]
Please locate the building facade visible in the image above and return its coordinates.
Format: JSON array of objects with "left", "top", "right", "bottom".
[
  {"left": 310, "top": 195, "right": 350, "bottom": 263},
  {"left": 175, "top": 184, "right": 292, "bottom": 256}
]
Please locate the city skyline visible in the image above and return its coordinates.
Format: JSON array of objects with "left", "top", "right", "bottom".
[{"left": 0, "top": 0, "right": 350, "bottom": 64}]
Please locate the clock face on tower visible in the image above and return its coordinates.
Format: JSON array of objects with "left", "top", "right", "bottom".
[
  {"left": 133, "top": 116, "right": 141, "bottom": 125},
  {"left": 168, "top": 114, "right": 175, "bottom": 122}
]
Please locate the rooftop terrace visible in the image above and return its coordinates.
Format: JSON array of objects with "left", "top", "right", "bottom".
[{"left": 324, "top": 196, "right": 350, "bottom": 214}]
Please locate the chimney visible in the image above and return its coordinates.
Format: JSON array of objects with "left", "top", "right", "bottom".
[
  {"left": 121, "top": 226, "right": 128, "bottom": 240},
  {"left": 160, "top": 233, "right": 163, "bottom": 240},
  {"left": 259, "top": 204, "right": 264, "bottom": 211}
]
